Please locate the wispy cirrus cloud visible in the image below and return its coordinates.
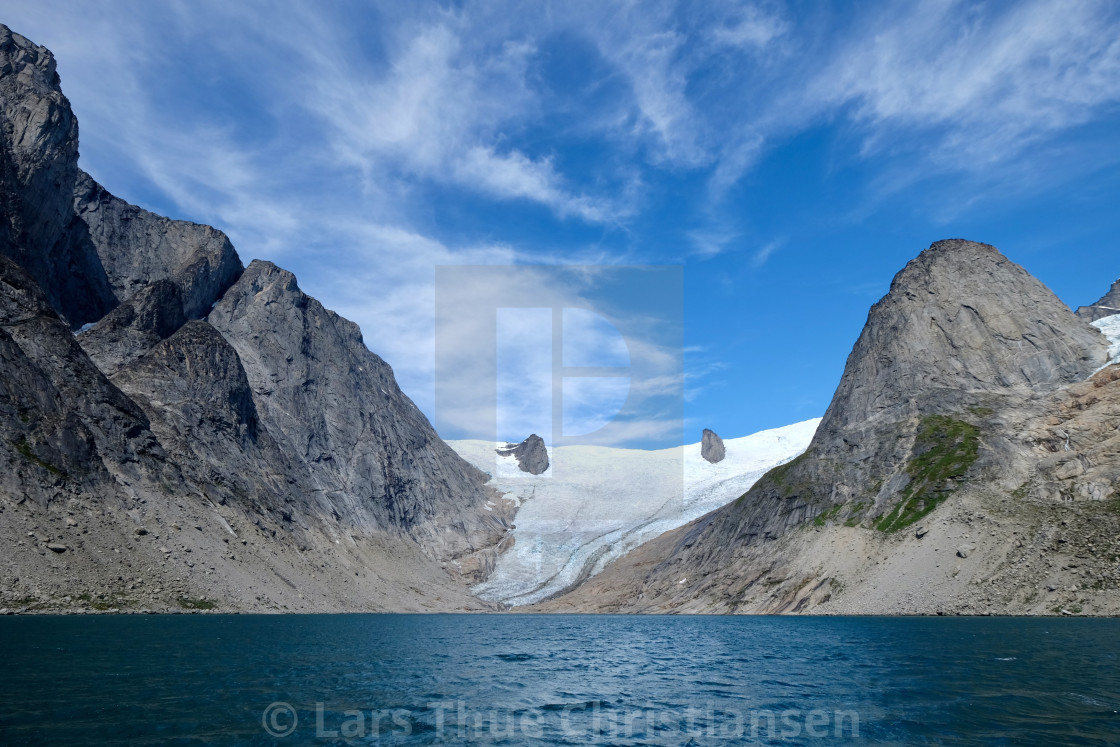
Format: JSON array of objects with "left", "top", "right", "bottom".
[
  {"left": 5, "top": 0, "right": 1120, "bottom": 445},
  {"left": 817, "top": 0, "right": 1120, "bottom": 167}
]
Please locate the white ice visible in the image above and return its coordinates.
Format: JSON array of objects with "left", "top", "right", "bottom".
[
  {"left": 448, "top": 418, "right": 821, "bottom": 607},
  {"left": 1092, "top": 315, "right": 1120, "bottom": 367}
]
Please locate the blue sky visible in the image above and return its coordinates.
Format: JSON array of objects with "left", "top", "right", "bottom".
[{"left": 6, "top": 1, "right": 1120, "bottom": 448}]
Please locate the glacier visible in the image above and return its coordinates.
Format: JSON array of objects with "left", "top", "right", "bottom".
[
  {"left": 1092, "top": 315, "right": 1120, "bottom": 366},
  {"left": 449, "top": 418, "right": 821, "bottom": 606}
]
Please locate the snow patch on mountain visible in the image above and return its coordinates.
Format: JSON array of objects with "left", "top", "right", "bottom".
[{"left": 448, "top": 418, "right": 821, "bottom": 606}]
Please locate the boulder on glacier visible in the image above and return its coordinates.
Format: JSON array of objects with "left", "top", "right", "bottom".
[
  {"left": 701, "top": 429, "right": 725, "bottom": 463},
  {"left": 497, "top": 434, "right": 549, "bottom": 475}
]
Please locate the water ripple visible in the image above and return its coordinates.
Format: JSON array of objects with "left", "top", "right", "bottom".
[{"left": 0, "top": 615, "right": 1118, "bottom": 745}]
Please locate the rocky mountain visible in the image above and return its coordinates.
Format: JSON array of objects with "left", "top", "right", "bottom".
[
  {"left": 4, "top": 24, "right": 1118, "bottom": 618},
  {"left": 0, "top": 24, "right": 511, "bottom": 614},
  {"left": 1077, "top": 278, "right": 1120, "bottom": 322},
  {"left": 539, "top": 240, "right": 1120, "bottom": 616}
]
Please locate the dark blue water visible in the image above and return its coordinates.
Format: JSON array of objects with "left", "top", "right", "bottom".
[{"left": 0, "top": 615, "right": 1117, "bottom": 745}]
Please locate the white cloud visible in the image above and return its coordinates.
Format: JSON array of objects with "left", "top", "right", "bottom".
[
  {"left": 710, "top": 4, "right": 789, "bottom": 49},
  {"left": 817, "top": 0, "right": 1120, "bottom": 168},
  {"left": 751, "top": 240, "right": 781, "bottom": 268},
  {"left": 454, "top": 146, "right": 612, "bottom": 222},
  {"left": 688, "top": 227, "right": 738, "bottom": 259},
  {"left": 264, "top": 12, "right": 628, "bottom": 223}
]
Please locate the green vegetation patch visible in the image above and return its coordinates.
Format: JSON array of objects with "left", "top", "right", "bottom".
[
  {"left": 738, "top": 450, "right": 815, "bottom": 506},
  {"left": 842, "top": 502, "right": 869, "bottom": 527},
  {"left": 813, "top": 504, "right": 843, "bottom": 527},
  {"left": 13, "top": 438, "right": 64, "bottom": 476},
  {"left": 177, "top": 598, "right": 217, "bottom": 610},
  {"left": 77, "top": 593, "right": 133, "bottom": 610},
  {"left": 875, "top": 415, "right": 980, "bottom": 533},
  {"left": 763, "top": 450, "right": 811, "bottom": 488}
]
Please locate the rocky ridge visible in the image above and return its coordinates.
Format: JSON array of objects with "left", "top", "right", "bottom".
[
  {"left": 0, "top": 24, "right": 511, "bottom": 614},
  {"left": 537, "top": 242, "right": 1120, "bottom": 616}
]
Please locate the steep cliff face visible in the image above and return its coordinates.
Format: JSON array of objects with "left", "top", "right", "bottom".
[
  {"left": 207, "top": 260, "right": 510, "bottom": 566},
  {"left": 0, "top": 25, "right": 241, "bottom": 331},
  {"left": 539, "top": 241, "right": 1119, "bottom": 616},
  {"left": 0, "top": 24, "right": 508, "bottom": 613},
  {"left": 71, "top": 170, "right": 243, "bottom": 321},
  {"left": 107, "top": 319, "right": 303, "bottom": 515},
  {"left": 77, "top": 280, "right": 187, "bottom": 376},
  {"left": 0, "top": 26, "right": 114, "bottom": 326},
  {"left": 0, "top": 254, "right": 171, "bottom": 509}
]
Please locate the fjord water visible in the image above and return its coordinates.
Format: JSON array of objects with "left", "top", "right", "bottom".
[{"left": 1, "top": 615, "right": 1117, "bottom": 745}]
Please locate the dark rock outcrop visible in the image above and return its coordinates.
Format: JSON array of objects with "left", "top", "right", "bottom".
[
  {"left": 77, "top": 279, "right": 187, "bottom": 376},
  {"left": 497, "top": 434, "right": 550, "bottom": 474},
  {"left": 1076, "top": 278, "right": 1120, "bottom": 322},
  {"left": 0, "top": 25, "right": 241, "bottom": 335},
  {"left": 0, "top": 26, "right": 115, "bottom": 326},
  {"left": 701, "top": 429, "right": 725, "bottom": 463},
  {"left": 0, "top": 254, "right": 172, "bottom": 508},
  {"left": 71, "top": 170, "right": 243, "bottom": 321},
  {"left": 109, "top": 319, "right": 300, "bottom": 512}
]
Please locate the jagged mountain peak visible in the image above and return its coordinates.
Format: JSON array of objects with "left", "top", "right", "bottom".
[{"left": 1, "top": 22, "right": 242, "bottom": 329}]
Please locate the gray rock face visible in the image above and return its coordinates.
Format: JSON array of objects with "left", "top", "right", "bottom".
[
  {"left": 77, "top": 279, "right": 187, "bottom": 376},
  {"left": 0, "top": 255, "right": 172, "bottom": 508},
  {"left": 207, "top": 260, "right": 509, "bottom": 558},
  {"left": 701, "top": 429, "right": 725, "bottom": 463},
  {"left": 71, "top": 171, "right": 243, "bottom": 320},
  {"left": 1076, "top": 278, "right": 1120, "bottom": 322},
  {"left": 108, "top": 319, "right": 301, "bottom": 512},
  {"left": 0, "top": 26, "right": 115, "bottom": 326},
  {"left": 497, "top": 434, "right": 549, "bottom": 474},
  {"left": 768, "top": 239, "right": 1105, "bottom": 532},
  {"left": 0, "top": 24, "right": 241, "bottom": 333},
  {"left": 0, "top": 23, "right": 512, "bottom": 606},
  {"left": 822, "top": 239, "right": 1108, "bottom": 435}
]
